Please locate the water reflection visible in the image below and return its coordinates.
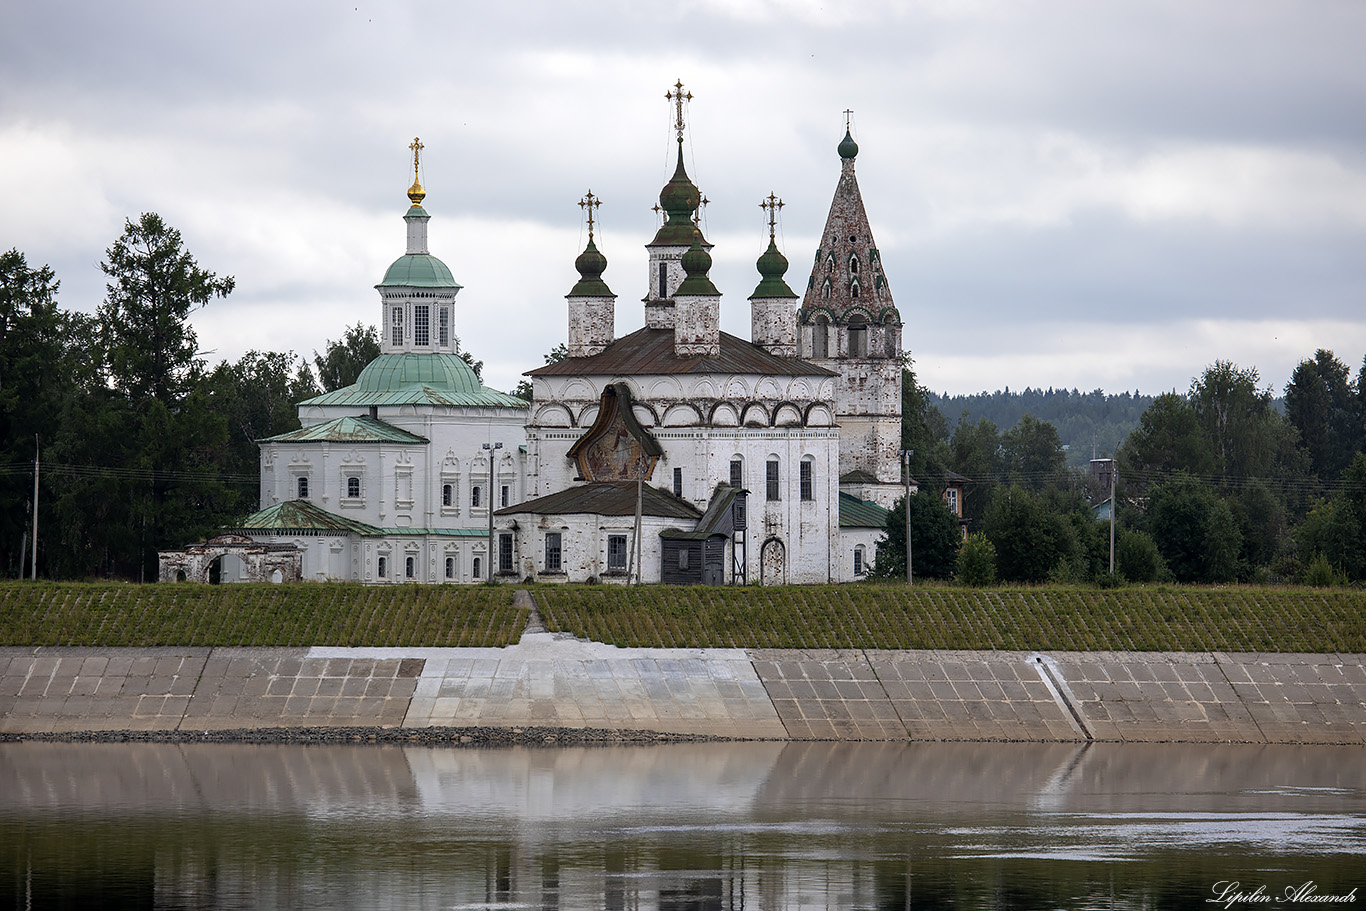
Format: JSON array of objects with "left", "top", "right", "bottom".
[{"left": 2, "top": 741, "right": 1362, "bottom": 909}]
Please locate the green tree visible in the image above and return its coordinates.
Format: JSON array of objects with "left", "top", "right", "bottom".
[
  {"left": 1285, "top": 349, "right": 1360, "bottom": 479},
  {"left": 1118, "top": 392, "right": 1214, "bottom": 485},
  {"left": 1293, "top": 453, "right": 1366, "bottom": 582},
  {"left": 1115, "top": 528, "right": 1165, "bottom": 583},
  {"left": 513, "top": 342, "right": 569, "bottom": 400},
  {"left": 1147, "top": 474, "right": 1241, "bottom": 583},
  {"left": 873, "top": 491, "right": 961, "bottom": 581},
  {"left": 99, "top": 213, "right": 234, "bottom": 404},
  {"left": 955, "top": 532, "right": 997, "bottom": 586},
  {"left": 982, "top": 485, "right": 1077, "bottom": 583},
  {"left": 1000, "top": 413, "right": 1066, "bottom": 489},
  {"left": 313, "top": 322, "right": 380, "bottom": 392},
  {"left": 900, "top": 359, "right": 949, "bottom": 483},
  {"left": 1190, "top": 360, "right": 1295, "bottom": 479}
]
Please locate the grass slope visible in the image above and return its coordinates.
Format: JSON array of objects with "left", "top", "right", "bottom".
[{"left": 1, "top": 582, "right": 1362, "bottom": 653}]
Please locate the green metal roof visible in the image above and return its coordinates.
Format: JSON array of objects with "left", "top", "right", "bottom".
[
  {"left": 301, "top": 353, "right": 529, "bottom": 408},
  {"left": 261, "top": 415, "right": 429, "bottom": 445},
  {"left": 838, "top": 491, "right": 890, "bottom": 529},
  {"left": 377, "top": 253, "right": 462, "bottom": 289},
  {"left": 231, "top": 500, "right": 384, "bottom": 535}
]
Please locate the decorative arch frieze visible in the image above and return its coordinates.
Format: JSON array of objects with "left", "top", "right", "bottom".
[{"left": 772, "top": 403, "right": 804, "bottom": 427}]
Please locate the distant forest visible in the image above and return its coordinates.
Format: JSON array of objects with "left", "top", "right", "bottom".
[{"left": 926, "top": 388, "right": 1157, "bottom": 465}]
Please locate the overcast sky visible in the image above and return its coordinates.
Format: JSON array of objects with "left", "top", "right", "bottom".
[{"left": 3, "top": 0, "right": 1364, "bottom": 399}]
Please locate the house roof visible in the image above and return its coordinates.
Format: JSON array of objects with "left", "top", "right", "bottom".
[
  {"left": 839, "top": 469, "right": 881, "bottom": 485},
  {"left": 838, "top": 491, "right": 890, "bottom": 529},
  {"left": 230, "top": 499, "right": 384, "bottom": 536},
  {"left": 660, "top": 484, "right": 744, "bottom": 540},
  {"left": 496, "top": 481, "right": 702, "bottom": 519},
  {"left": 261, "top": 415, "right": 429, "bottom": 445},
  {"left": 525, "top": 327, "right": 836, "bottom": 379}
]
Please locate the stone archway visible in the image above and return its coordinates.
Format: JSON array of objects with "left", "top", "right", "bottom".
[
  {"left": 158, "top": 534, "right": 303, "bottom": 584},
  {"left": 760, "top": 537, "right": 786, "bottom": 587}
]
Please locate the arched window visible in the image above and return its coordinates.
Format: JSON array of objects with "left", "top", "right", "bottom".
[
  {"left": 471, "top": 486, "right": 482, "bottom": 508},
  {"left": 766, "top": 458, "right": 780, "bottom": 501},
  {"left": 849, "top": 254, "right": 860, "bottom": 275},
  {"left": 800, "top": 456, "right": 815, "bottom": 501},
  {"left": 847, "top": 314, "right": 867, "bottom": 357},
  {"left": 405, "top": 556, "right": 415, "bottom": 579},
  {"left": 445, "top": 556, "right": 455, "bottom": 579},
  {"left": 729, "top": 457, "right": 743, "bottom": 488},
  {"left": 297, "top": 476, "right": 309, "bottom": 499},
  {"left": 472, "top": 556, "right": 482, "bottom": 580},
  {"left": 347, "top": 476, "right": 360, "bottom": 498},
  {"left": 377, "top": 556, "right": 387, "bottom": 579},
  {"left": 854, "top": 545, "right": 866, "bottom": 576},
  {"left": 442, "top": 484, "right": 453, "bottom": 507},
  {"left": 812, "top": 317, "right": 830, "bottom": 359}
]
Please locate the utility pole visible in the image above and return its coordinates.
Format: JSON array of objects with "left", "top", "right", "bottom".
[
  {"left": 900, "top": 449, "right": 914, "bottom": 585},
  {"left": 483, "top": 441, "right": 502, "bottom": 579},
  {"left": 1108, "top": 458, "right": 1116, "bottom": 575},
  {"left": 31, "top": 436, "right": 39, "bottom": 580}
]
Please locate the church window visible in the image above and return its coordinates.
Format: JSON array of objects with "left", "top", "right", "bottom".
[
  {"left": 439, "top": 307, "right": 450, "bottom": 347},
  {"left": 347, "top": 476, "right": 360, "bottom": 499},
  {"left": 729, "top": 458, "right": 742, "bottom": 488},
  {"left": 414, "top": 305, "right": 430, "bottom": 346},
  {"left": 471, "top": 486, "right": 481, "bottom": 508},
  {"left": 297, "top": 476, "right": 309, "bottom": 499},
  {"left": 658, "top": 262, "right": 668, "bottom": 297},
  {"left": 800, "top": 459, "right": 814, "bottom": 501},
  {"left": 825, "top": 254, "right": 835, "bottom": 273},
  {"left": 442, "top": 484, "right": 453, "bottom": 507},
  {"left": 472, "top": 556, "right": 482, "bottom": 580},
  {"left": 545, "top": 532, "right": 562, "bottom": 572},
  {"left": 498, "top": 534, "right": 513, "bottom": 574},
  {"left": 821, "top": 278, "right": 832, "bottom": 300},
  {"left": 766, "top": 459, "right": 780, "bottom": 501},
  {"left": 445, "top": 556, "right": 455, "bottom": 579},
  {"left": 501, "top": 485, "right": 509, "bottom": 508},
  {"left": 673, "top": 467, "right": 683, "bottom": 498},
  {"left": 405, "top": 556, "right": 415, "bottom": 579},
  {"left": 377, "top": 556, "right": 387, "bottom": 579},
  {"left": 849, "top": 254, "right": 859, "bottom": 275},
  {"left": 812, "top": 319, "right": 829, "bottom": 359},
  {"left": 608, "top": 535, "right": 628, "bottom": 572},
  {"left": 850, "top": 281, "right": 860, "bottom": 299},
  {"left": 848, "top": 316, "right": 867, "bottom": 357},
  {"left": 390, "top": 306, "right": 403, "bottom": 346},
  {"left": 854, "top": 545, "right": 866, "bottom": 576}
]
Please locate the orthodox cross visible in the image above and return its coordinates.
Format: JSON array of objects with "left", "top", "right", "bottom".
[
  {"left": 578, "top": 190, "right": 601, "bottom": 240},
  {"left": 693, "top": 194, "right": 709, "bottom": 227},
  {"left": 843, "top": 109, "right": 853, "bottom": 132},
  {"left": 760, "top": 193, "right": 784, "bottom": 242},
  {"left": 409, "top": 136, "right": 424, "bottom": 182},
  {"left": 666, "top": 80, "right": 692, "bottom": 143}
]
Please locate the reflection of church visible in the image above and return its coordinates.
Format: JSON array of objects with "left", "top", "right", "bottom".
[{"left": 161, "top": 86, "right": 906, "bottom": 585}]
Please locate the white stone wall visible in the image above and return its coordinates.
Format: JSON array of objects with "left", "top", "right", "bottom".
[
  {"left": 750, "top": 297, "right": 797, "bottom": 358},
  {"left": 566, "top": 294, "right": 614, "bottom": 358},
  {"left": 673, "top": 294, "right": 721, "bottom": 357},
  {"left": 499, "top": 513, "right": 678, "bottom": 584}
]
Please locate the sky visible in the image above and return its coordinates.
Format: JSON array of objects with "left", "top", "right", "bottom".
[{"left": 2, "top": 0, "right": 1364, "bottom": 399}]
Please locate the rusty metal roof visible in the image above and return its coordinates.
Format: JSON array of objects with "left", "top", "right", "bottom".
[
  {"left": 496, "top": 481, "right": 702, "bottom": 519},
  {"left": 261, "top": 415, "right": 429, "bottom": 445},
  {"left": 525, "top": 327, "right": 836, "bottom": 378}
]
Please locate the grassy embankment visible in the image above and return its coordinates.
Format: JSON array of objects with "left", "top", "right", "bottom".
[{"left": 1, "top": 581, "right": 1364, "bottom": 652}]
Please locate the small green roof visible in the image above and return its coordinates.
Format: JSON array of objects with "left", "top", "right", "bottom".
[
  {"left": 232, "top": 500, "right": 384, "bottom": 535},
  {"left": 261, "top": 415, "right": 429, "bottom": 445},
  {"left": 377, "top": 253, "right": 462, "bottom": 289},
  {"left": 301, "top": 353, "right": 529, "bottom": 408},
  {"left": 839, "top": 491, "right": 890, "bottom": 529}
]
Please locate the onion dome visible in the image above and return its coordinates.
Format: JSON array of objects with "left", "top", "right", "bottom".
[
  {"left": 651, "top": 142, "right": 705, "bottom": 246},
  {"left": 750, "top": 239, "right": 797, "bottom": 299},
  {"left": 675, "top": 228, "right": 719, "bottom": 296},
  {"left": 838, "top": 129, "right": 859, "bottom": 160},
  {"left": 407, "top": 179, "right": 426, "bottom": 208},
  {"left": 569, "top": 237, "right": 613, "bottom": 297}
]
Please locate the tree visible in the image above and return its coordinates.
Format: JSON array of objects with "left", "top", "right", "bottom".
[
  {"left": 454, "top": 335, "right": 484, "bottom": 382},
  {"left": 313, "top": 322, "right": 380, "bottom": 392},
  {"left": 1294, "top": 453, "right": 1366, "bottom": 582},
  {"left": 1115, "top": 528, "right": 1165, "bottom": 583},
  {"left": 1285, "top": 349, "right": 1360, "bottom": 479},
  {"left": 873, "top": 491, "right": 961, "bottom": 581},
  {"left": 900, "top": 359, "right": 949, "bottom": 483},
  {"left": 1190, "top": 360, "right": 1294, "bottom": 480},
  {"left": 982, "top": 485, "right": 1077, "bottom": 583},
  {"left": 513, "top": 343, "right": 569, "bottom": 401},
  {"left": 1147, "top": 474, "right": 1241, "bottom": 583},
  {"left": 1118, "top": 392, "right": 1214, "bottom": 485},
  {"left": 98, "top": 213, "right": 234, "bottom": 404},
  {"left": 1000, "top": 413, "right": 1065, "bottom": 489},
  {"left": 956, "top": 533, "right": 997, "bottom": 586}
]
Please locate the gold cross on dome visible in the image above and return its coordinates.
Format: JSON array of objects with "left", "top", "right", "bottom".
[
  {"left": 760, "top": 192, "right": 785, "bottom": 242},
  {"left": 666, "top": 80, "right": 693, "bottom": 143},
  {"left": 409, "top": 137, "right": 424, "bottom": 181},
  {"left": 578, "top": 190, "right": 601, "bottom": 239}
]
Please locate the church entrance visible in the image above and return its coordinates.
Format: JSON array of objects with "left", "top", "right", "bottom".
[{"left": 760, "top": 538, "right": 785, "bottom": 586}]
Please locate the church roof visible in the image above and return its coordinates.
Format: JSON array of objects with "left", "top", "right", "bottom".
[
  {"left": 378, "top": 252, "right": 462, "bottom": 289},
  {"left": 838, "top": 491, "right": 890, "bottom": 529},
  {"left": 496, "top": 481, "right": 702, "bottom": 519},
  {"left": 301, "top": 353, "right": 528, "bottom": 408},
  {"left": 232, "top": 499, "right": 384, "bottom": 535},
  {"left": 525, "top": 327, "right": 836, "bottom": 378},
  {"left": 261, "top": 415, "right": 429, "bottom": 445}
]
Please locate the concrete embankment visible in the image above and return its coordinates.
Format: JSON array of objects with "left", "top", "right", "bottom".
[{"left": 3, "top": 628, "right": 1364, "bottom": 743}]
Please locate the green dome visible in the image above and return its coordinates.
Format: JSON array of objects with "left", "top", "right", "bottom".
[
  {"left": 569, "top": 237, "right": 613, "bottom": 297},
  {"left": 353, "top": 352, "right": 482, "bottom": 395},
  {"left": 650, "top": 141, "right": 705, "bottom": 247},
  {"left": 750, "top": 239, "right": 797, "bottom": 299},
  {"left": 378, "top": 253, "right": 461, "bottom": 288},
  {"left": 838, "top": 129, "right": 859, "bottom": 160},
  {"left": 675, "top": 229, "right": 719, "bottom": 296}
]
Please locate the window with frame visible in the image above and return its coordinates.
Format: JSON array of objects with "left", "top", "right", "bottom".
[
  {"left": 439, "top": 307, "right": 450, "bottom": 347},
  {"left": 545, "top": 532, "right": 562, "bottom": 572},
  {"left": 471, "top": 486, "right": 481, "bottom": 508},
  {"left": 472, "top": 556, "right": 482, "bottom": 580},
  {"left": 445, "top": 556, "right": 454, "bottom": 579},
  {"left": 658, "top": 262, "right": 668, "bottom": 297},
  {"left": 501, "top": 485, "right": 509, "bottom": 508},
  {"left": 346, "top": 476, "right": 361, "bottom": 499},
  {"left": 729, "top": 458, "right": 742, "bottom": 488},
  {"left": 800, "top": 459, "right": 814, "bottom": 501},
  {"left": 944, "top": 487, "right": 960, "bottom": 516},
  {"left": 854, "top": 545, "right": 866, "bottom": 576},
  {"left": 607, "top": 535, "right": 628, "bottom": 572},
  {"left": 766, "top": 459, "right": 780, "bottom": 501},
  {"left": 847, "top": 316, "right": 867, "bottom": 356},
  {"left": 390, "top": 306, "right": 403, "bottom": 346},
  {"left": 414, "top": 304, "right": 430, "bottom": 346},
  {"left": 812, "top": 319, "right": 829, "bottom": 358},
  {"left": 297, "top": 476, "right": 309, "bottom": 499},
  {"left": 442, "top": 484, "right": 453, "bottom": 507},
  {"left": 377, "top": 556, "right": 387, "bottom": 578},
  {"left": 673, "top": 467, "right": 683, "bottom": 498},
  {"left": 405, "top": 556, "right": 415, "bottom": 579},
  {"left": 498, "top": 533, "right": 513, "bottom": 574}
]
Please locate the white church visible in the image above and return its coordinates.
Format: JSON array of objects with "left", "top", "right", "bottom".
[{"left": 160, "top": 88, "right": 907, "bottom": 586}]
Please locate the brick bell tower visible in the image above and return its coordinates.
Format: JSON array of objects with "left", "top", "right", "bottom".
[{"left": 798, "top": 119, "right": 904, "bottom": 508}]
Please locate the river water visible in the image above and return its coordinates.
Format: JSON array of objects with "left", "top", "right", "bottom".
[{"left": 2, "top": 741, "right": 1362, "bottom": 909}]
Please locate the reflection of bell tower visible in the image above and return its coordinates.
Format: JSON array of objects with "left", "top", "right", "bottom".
[{"left": 798, "top": 118, "right": 904, "bottom": 507}]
